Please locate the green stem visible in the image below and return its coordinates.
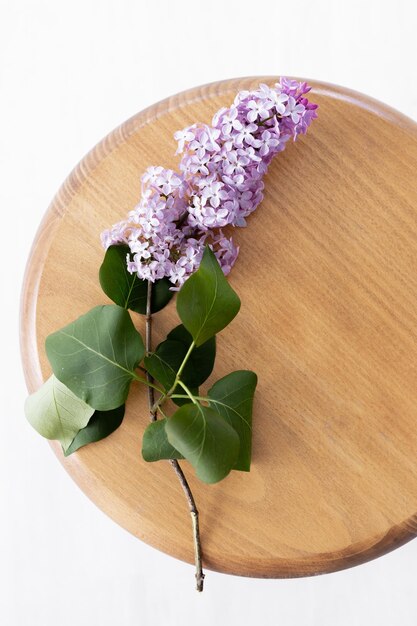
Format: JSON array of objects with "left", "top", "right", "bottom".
[
  {"left": 171, "top": 393, "right": 209, "bottom": 403},
  {"left": 158, "top": 405, "right": 168, "bottom": 419},
  {"left": 177, "top": 381, "right": 198, "bottom": 405},
  {"left": 151, "top": 340, "right": 196, "bottom": 412},
  {"left": 173, "top": 393, "right": 237, "bottom": 412},
  {"left": 175, "top": 341, "right": 195, "bottom": 382},
  {"left": 258, "top": 113, "right": 274, "bottom": 126}
]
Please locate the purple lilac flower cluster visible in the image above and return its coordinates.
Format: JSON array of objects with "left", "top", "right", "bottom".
[{"left": 101, "top": 78, "right": 318, "bottom": 289}]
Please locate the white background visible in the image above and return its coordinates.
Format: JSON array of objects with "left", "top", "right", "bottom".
[{"left": 2, "top": 0, "right": 417, "bottom": 624}]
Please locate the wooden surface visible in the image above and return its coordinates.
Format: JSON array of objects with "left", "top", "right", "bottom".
[{"left": 20, "top": 77, "right": 417, "bottom": 578}]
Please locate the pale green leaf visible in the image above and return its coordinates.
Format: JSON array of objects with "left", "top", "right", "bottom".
[{"left": 25, "top": 376, "right": 94, "bottom": 452}]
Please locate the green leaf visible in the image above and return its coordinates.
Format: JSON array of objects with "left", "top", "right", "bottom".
[
  {"left": 167, "top": 324, "right": 216, "bottom": 387},
  {"left": 208, "top": 371, "right": 257, "bottom": 471},
  {"left": 25, "top": 375, "right": 94, "bottom": 452},
  {"left": 142, "top": 419, "right": 184, "bottom": 461},
  {"left": 99, "top": 244, "right": 173, "bottom": 313},
  {"left": 46, "top": 304, "right": 144, "bottom": 410},
  {"left": 144, "top": 340, "right": 186, "bottom": 391},
  {"left": 144, "top": 325, "right": 215, "bottom": 397},
  {"left": 144, "top": 341, "right": 198, "bottom": 404},
  {"left": 165, "top": 403, "right": 240, "bottom": 484},
  {"left": 176, "top": 246, "right": 241, "bottom": 347},
  {"left": 64, "top": 405, "right": 125, "bottom": 456}
]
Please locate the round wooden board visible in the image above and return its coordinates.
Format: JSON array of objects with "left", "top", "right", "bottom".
[{"left": 21, "top": 77, "right": 417, "bottom": 578}]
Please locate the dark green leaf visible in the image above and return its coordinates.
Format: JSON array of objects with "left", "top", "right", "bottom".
[
  {"left": 167, "top": 325, "right": 216, "bottom": 387},
  {"left": 144, "top": 325, "right": 215, "bottom": 398},
  {"left": 208, "top": 370, "right": 257, "bottom": 471},
  {"left": 99, "top": 245, "right": 173, "bottom": 314},
  {"left": 46, "top": 305, "right": 144, "bottom": 411},
  {"left": 64, "top": 405, "right": 125, "bottom": 456},
  {"left": 144, "top": 340, "right": 186, "bottom": 391},
  {"left": 142, "top": 419, "right": 184, "bottom": 462},
  {"left": 176, "top": 246, "right": 241, "bottom": 346},
  {"left": 165, "top": 403, "right": 239, "bottom": 484},
  {"left": 25, "top": 375, "right": 94, "bottom": 452}
]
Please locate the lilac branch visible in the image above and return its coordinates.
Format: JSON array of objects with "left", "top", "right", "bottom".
[
  {"left": 145, "top": 280, "right": 157, "bottom": 422},
  {"left": 144, "top": 280, "right": 205, "bottom": 592}
]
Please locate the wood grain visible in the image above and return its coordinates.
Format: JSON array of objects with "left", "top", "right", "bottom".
[{"left": 20, "top": 77, "right": 417, "bottom": 578}]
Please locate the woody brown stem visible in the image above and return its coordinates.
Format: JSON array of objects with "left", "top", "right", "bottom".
[{"left": 145, "top": 280, "right": 205, "bottom": 591}]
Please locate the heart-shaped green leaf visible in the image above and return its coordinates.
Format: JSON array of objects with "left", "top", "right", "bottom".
[
  {"left": 99, "top": 244, "right": 173, "bottom": 313},
  {"left": 46, "top": 305, "right": 144, "bottom": 410},
  {"left": 25, "top": 376, "right": 94, "bottom": 452},
  {"left": 144, "top": 340, "right": 198, "bottom": 404},
  {"left": 208, "top": 370, "right": 257, "bottom": 471},
  {"left": 142, "top": 418, "right": 184, "bottom": 462},
  {"left": 165, "top": 403, "right": 239, "bottom": 484},
  {"left": 64, "top": 405, "right": 125, "bottom": 456},
  {"left": 144, "top": 340, "right": 187, "bottom": 391},
  {"left": 167, "top": 324, "right": 216, "bottom": 388},
  {"left": 144, "top": 325, "right": 215, "bottom": 399},
  {"left": 176, "top": 246, "right": 240, "bottom": 346}
]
